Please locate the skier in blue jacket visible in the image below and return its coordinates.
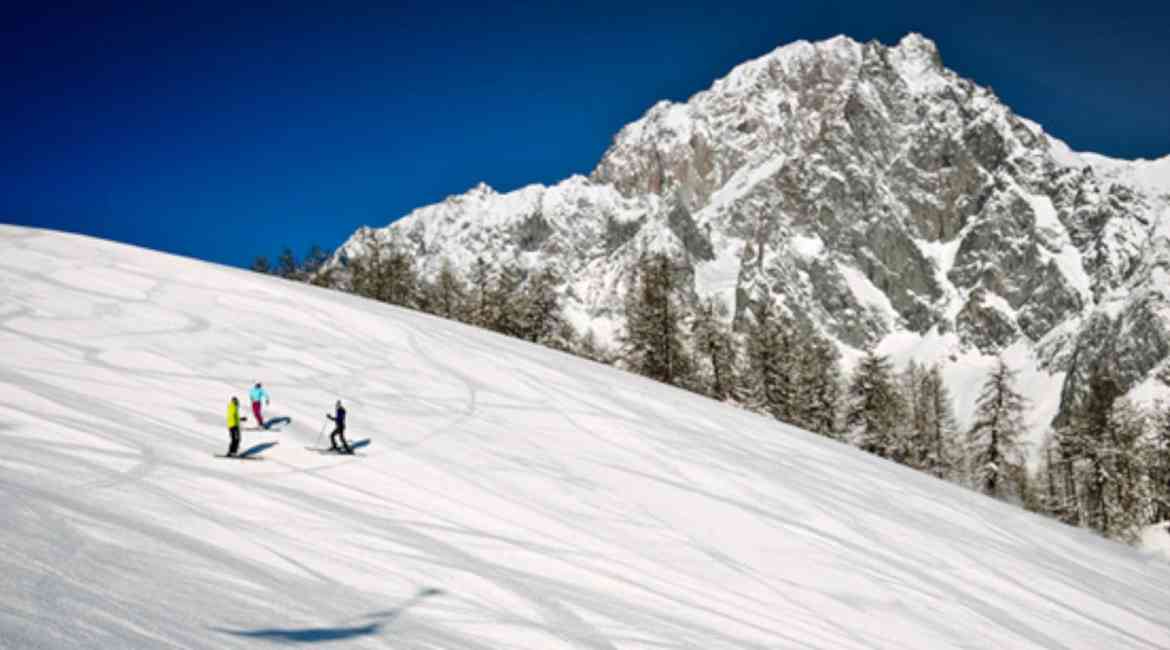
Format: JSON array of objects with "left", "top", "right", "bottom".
[
  {"left": 249, "top": 382, "right": 270, "bottom": 428},
  {"left": 327, "top": 400, "right": 352, "bottom": 454}
]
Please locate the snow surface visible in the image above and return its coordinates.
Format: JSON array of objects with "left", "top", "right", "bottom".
[
  {"left": 3, "top": 225, "right": 1170, "bottom": 649},
  {"left": 1141, "top": 524, "right": 1170, "bottom": 562}
]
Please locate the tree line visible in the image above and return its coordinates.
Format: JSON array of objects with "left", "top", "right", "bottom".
[{"left": 254, "top": 246, "right": 1170, "bottom": 544}]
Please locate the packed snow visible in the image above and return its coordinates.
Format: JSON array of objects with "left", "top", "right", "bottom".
[{"left": 3, "top": 226, "right": 1170, "bottom": 649}]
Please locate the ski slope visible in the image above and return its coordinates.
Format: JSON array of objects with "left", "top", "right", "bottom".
[{"left": 2, "top": 225, "right": 1169, "bottom": 649}]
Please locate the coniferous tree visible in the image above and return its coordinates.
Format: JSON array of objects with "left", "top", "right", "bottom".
[
  {"left": 846, "top": 349, "right": 903, "bottom": 459},
  {"left": 744, "top": 301, "right": 801, "bottom": 423},
  {"left": 276, "top": 247, "right": 300, "bottom": 280},
  {"left": 349, "top": 240, "right": 418, "bottom": 307},
  {"left": 467, "top": 257, "right": 495, "bottom": 328},
  {"left": 426, "top": 258, "right": 468, "bottom": 322},
  {"left": 251, "top": 255, "right": 273, "bottom": 274},
  {"left": 301, "top": 245, "right": 329, "bottom": 276},
  {"left": 919, "top": 364, "right": 960, "bottom": 479},
  {"left": 1151, "top": 401, "right": 1170, "bottom": 523},
  {"left": 1056, "top": 364, "right": 1122, "bottom": 527},
  {"left": 967, "top": 358, "right": 1028, "bottom": 499},
  {"left": 577, "top": 328, "right": 616, "bottom": 364},
  {"left": 521, "top": 267, "right": 565, "bottom": 345},
  {"left": 797, "top": 333, "right": 843, "bottom": 438},
  {"left": 1095, "top": 398, "right": 1154, "bottom": 541},
  {"left": 489, "top": 264, "right": 527, "bottom": 337},
  {"left": 1033, "top": 434, "right": 1066, "bottom": 519},
  {"left": 621, "top": 253, "right": 690, "bottom": 386},
  {"left": 691, "top": 297, "right": 737, "bottom": 401},
  {"left": 899, "top": 360, "right": 928, "bottom": 468},
  {"left": 309, "top": 263, "right": 337, "bottom": 288},
  {"left": 578, "top": 328, "right": 601, "bottom": 362}
]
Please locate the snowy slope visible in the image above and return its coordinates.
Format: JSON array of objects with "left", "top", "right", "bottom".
[{"left": 3, "top": 225, "right": 1170, "bottom": 649}]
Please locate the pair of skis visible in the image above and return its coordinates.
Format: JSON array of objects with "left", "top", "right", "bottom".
[
  {"left": 305, "top": 438, "right": 371, "bottom": 455},
  {"left": 216, "top": 438, "right": 371, "bottom": 460},
  {"left": 215, "top": 441, "right": 280, "bottom": 460}
]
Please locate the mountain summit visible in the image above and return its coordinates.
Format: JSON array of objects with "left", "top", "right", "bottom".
[{"left": 337, "top": 34, "right": 1170, "bottom": 434}]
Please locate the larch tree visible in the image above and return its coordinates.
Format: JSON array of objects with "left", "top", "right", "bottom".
[{"left": 967, "top": 358, "right": 1028, "bottom": 500}]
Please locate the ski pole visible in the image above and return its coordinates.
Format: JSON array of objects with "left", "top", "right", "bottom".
[{"left": 314, "top": 421, "right": 327, "bottom": 448}]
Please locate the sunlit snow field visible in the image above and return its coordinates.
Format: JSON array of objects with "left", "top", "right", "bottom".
[{"left": 2, "top": 225, "right": 1169, "bottom": 649}]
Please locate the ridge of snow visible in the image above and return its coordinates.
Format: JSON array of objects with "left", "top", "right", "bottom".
[{"left": 1046, "top": 134, "right": 1170, "bottom": 198}]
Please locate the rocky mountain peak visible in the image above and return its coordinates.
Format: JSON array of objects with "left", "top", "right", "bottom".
[{"left": 335, "top": 34, "right": 1170, "bottom": 439}]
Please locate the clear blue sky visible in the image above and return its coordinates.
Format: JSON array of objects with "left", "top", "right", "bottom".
[{"left": 3, "top": 1, "right": 1168, "bottom": 267}]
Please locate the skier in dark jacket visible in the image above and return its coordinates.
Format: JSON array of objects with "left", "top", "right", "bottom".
[{"left": 327, "top": 400, "right": 352, "bottom": 454}]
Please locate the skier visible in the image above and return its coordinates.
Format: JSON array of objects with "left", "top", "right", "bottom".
[
  {"left": 249, "top": 382, "right": 270, "bottom": 428},
  {"left": 327, "top": 400, "right": 352, "bottom": 454},
  {"left": 226, "top": 396, "right": 244, "bottom": 456}
]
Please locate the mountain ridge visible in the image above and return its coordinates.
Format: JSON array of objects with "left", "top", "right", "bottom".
[{"left": 335, "top": 33, "right": 1170, "bottom": 440}]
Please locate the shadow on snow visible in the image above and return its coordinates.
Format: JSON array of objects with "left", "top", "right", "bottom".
[
  {"left": 240, "top": 441, "right": 279, "bottom": 457},
  {"left": 213, "top": 587, "right": 443, "bottom": 644}
]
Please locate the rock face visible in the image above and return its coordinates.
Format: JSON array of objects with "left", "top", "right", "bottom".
[{"left": 335, "top": 33, "right": 1170, "bottom": 428}]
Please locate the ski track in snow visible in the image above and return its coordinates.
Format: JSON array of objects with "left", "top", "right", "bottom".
[{"left": 2, "top": 225, "right": 1170, "bottom": 649}]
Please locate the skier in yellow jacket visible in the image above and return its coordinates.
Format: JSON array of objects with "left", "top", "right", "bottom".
[{"left": 226, "top": 396, "right": 244, "bottom": 456}]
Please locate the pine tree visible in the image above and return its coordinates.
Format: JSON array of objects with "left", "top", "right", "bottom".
[
  {"left": 744, "top": 301, "right": 801, "bottom": 423},
  {"left": 899, "top": 360, "right": 928, "bottom": 468},
  {"left": 521, "top": 267, "right": 565, "bottom": 345},
  {"left": 578, "top": 328, "right": 602, "bottom": 362},
  {"left": 1033, "top": 434, "right": 1069, "bottom": 520},
  {"left": 349, "top": 241, "right": 418, "bottom": 307},
  {"left": 919, "top": 364, "right": 960, "bottom": 479},
  {"left": 1150, "top": 401, "right": 1170, "bottom": 523},
  {"left": 467, "top": 257, "right": 495, "bottom": 328},
  {"left": 797, "top": 333, "right": 843, "bottom": 438},
  {"left": 1058, "top": 364, "right": 1121, "bottom": 528},
  {"left": 967, "top": 358, "right": 1028, "bottom": 499},
  {"left": 276, "top": 247, "right": 300, "bottom": 280},
  {"left": 846, "top": 349, "right": 903, "bottom": 459},
  {"left": 691, "top": 297, "right": 737, "bottom": 401},
  {"left": 426, "top": 258, "right": 468, "bottom": 322},
  {"left": 621, "top": 253, "right": 690, "bottom": 386},
  {"left": 301, "top": 245, "right": 329, "bottom": 276},
  {"left": 250, "top": 255, "right": 272, "bottom": 274},
  {"left": 1095, "top": 398, "right": 1153, "bottom": 541},
  {"left": 488, "top": 264, "right": 527, "bottom": 337}
]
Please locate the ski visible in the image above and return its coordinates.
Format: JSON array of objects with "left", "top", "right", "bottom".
[
  {"left": 217, "top": 441, "right": 279, "bottom": 460},
  {"left": 304, "top": 438, "right": 370, "bottom": 454}
]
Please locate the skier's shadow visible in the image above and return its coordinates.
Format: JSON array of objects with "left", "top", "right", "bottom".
[
  {"left": 213, "top": 587, "right": 443, "bottom": 643},
  {"left": 240, "top": 441, "right": 279, "bottom": 457}
]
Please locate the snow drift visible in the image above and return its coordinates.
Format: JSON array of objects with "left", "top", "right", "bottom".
[{"left": 2, "top": 225, "right": 1169, "bottom": 649}]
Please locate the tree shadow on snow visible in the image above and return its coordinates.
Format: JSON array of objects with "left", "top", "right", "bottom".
[{"left": 213, "top": 587, "right": 443, "bottom": 644}]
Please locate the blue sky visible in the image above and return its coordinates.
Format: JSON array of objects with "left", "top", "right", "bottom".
[{"left": 3, "top": 1, "right": 1169, "bottom": 267}]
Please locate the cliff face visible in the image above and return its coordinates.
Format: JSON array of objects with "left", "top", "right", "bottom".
[{"left": 336, "top": 34, "right": 1170, "bottom": 431}]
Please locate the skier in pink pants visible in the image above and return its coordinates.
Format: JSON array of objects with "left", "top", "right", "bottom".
[{"left": 249, "top": 382, "right": 270, "bottom": 428}]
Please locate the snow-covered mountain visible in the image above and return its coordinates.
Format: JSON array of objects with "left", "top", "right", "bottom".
[
  {"left": 337, "top": 33, "right": 1170, "bottom": 443},
  {"left": 4, "top": 224, "right": 1170, "bottom": 648}
]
